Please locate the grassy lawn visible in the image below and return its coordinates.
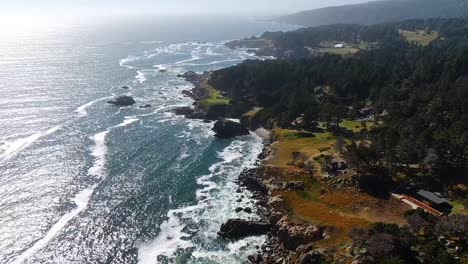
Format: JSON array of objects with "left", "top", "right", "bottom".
[
  {"left": 269, "top": 128, "right": 336, "bottom": 168},
  {"left": 199, "top": 84, "right": 231, "bottom": 108},
  {"left": 339, "top": 120, "right": 375, "bottom": 133},
  {"left": 400, "top": 30, "right": 439, "bottom": 46},
  {"left": 450, "top": 199, "right": 468, "bottom": 215},
  {"left": 318, "top": 47, "right": 360, "bottom": 56}
]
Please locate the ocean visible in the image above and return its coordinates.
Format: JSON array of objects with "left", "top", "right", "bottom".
[{"left": 0, "top": 16, "right": 296, "bottom": 263}]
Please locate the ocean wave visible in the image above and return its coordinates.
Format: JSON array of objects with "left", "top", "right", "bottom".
[
  {"left": 119, "top": 56, "right": 142, "bottom": 69},
  {"left": 11, "top": 186, "right": 97, "bottom": 264},
  {"left": 12, "top": 130, "right": 110, "bottom": 263},
  {"left": 0, "top": 123, "right": 66, "bottom": 162},
  {"left": 74, "top": 97, "right": 111, "bottom": 117},
  {"left": 114, "top": 116, "right": 140, "bottom": 128}
]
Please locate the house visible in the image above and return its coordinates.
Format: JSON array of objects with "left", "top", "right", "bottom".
[
  {"left": 328, "top": 157, "right": 347, "bottom": 172},
  {"left": 334, "top": 43, "right": 344, "bottom": 48},
  {"left": 393, "top": 185, "right": 453, "bottom": 216}
]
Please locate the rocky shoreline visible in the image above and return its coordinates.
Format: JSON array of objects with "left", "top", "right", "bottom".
[
  {"left": 234, "top": 139, "right": 326, "bottom": 264},
  {"left": 175, "top": 71, "right": 326, "bottom": 263}
]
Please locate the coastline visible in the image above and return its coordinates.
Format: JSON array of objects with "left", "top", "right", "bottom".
[{"left": 175, "top": 71, "right": 326, "bottom": 263}]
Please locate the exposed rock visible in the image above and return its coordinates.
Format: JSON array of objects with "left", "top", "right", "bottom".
[
  {"left": 282, "top": 181, "right": 305, "bottom": 191},
  {"left": 276, "top": 217, "right": 324, "bottom": 250},
  {"left": 173, "top": 107, "right": 206, "bottom": 119},
  {"left": 121, "top": 85, "right": 130, "bottom": 89},
  {"left": 139, "top": 104, "right": 152, "bottom": 109},
  {"left": 239, "top": 168, "right": 268, "bottom": 195},
  {"left": 248, "top": 254, "right": 263, "bottom": 264},
  {"left": 218, "top": 219, "right": 272, "bottom": 240},
  {"left": 212, "top": 120, "right": 249, "bottom": 139},
  {"left": 235, "top": 207, "right": 243, "bottom": 213},
  {"left": 107, "top": 95, "right": 136, "bottom": 106},
  {"left": 244, "top": 207, "right": 252, "bottom": 214}
]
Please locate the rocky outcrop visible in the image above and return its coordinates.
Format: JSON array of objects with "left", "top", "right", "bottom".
[
  {"left": 212, "top": 120, "right": 250, "bottom": 138},
  {"left": 239, "top": 168, "right": 268, "bottom": 195},
  {"left": 276, "top": 216, "right": 324, "bottom": 250},
  {"left": 107, "top": 95, "right": 136, "bottom": 106},
  {"left": 218, "top": 219, "right": 272, "bottom": 239},
  {"left": 173, "top": 107, "right": 206, "bottom": 119}
]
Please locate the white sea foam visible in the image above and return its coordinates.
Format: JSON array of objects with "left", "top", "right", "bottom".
[
  {"left": 138, "top": 133, "right": 264, "bottom": 264},
  {"left": 74, "top": 97, "right": 110, "bottom": 117},
  {"left": 119, "top": 56, "right": 141, "bottom": 69},
  {"left": 114, "top": 117, "right": 140, "bottom": 128},
  {"left": 135, "top": 71, "right": 148, "bottom": 84},
  {"left": 88, "top": 131, "right": 110, "bottom": 179},
  {"left": 0, "top": 124, "right": 65, "bottom": 162}
]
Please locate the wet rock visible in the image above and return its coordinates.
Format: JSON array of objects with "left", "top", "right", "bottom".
[
  {"left": 107, "top": 95, "right": 136, "bottom": 106},
  {"left": 212, "top": 120, "right": 249, "bottom": 139},
  {"left": 139, "top": 104, "right": 152, "bottom": 109},
  {"left": 244, "top": 207, "right": 252, "bottom": 214},
  {"left": 248, "top": 254, "right": 263, "bottom": 263},
  {"left": 173, "top": 107, "right": 206, "bottom": 119},
  {"left": 235, "top": 207, "right": 243, "bottom": 213},
  {"left": 236, "top": 198, "right": 243, "bottom": 202},
  {"left": 218, "top": 219, "right": 272, "bottom": 240},
  {"left": 121, "top": 85, "right": 130, "bottom": 89},
  {"left": 239, "top": 168, "right": 268, "bottom": 195}
]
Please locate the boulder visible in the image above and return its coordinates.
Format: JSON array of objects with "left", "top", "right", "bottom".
[
  {"left": 121, "top": 85, "right": 130, "bottom": 89},
  {"left": 212, "top": 120, "right": 249, "bottom": 139},
  {"left": 139, "top": 104, "right": 152, "bottom": 109},
  {"left": 218, "top": 219, "right": 272, "bottom": 240},
  {"left": 107, "top": 96, "right": 136, "bottom": 106}
]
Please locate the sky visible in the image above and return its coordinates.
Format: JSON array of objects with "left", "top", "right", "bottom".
[{"left": 1, "top": 0, "right": 376, "bottom": 17}]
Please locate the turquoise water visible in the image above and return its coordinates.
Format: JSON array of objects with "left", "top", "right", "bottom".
[{"left": 0, "top": 17, "right": 296, "bottom": 263}]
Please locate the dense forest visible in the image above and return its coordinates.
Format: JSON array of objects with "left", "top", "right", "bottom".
[
  {"left": 211, "top": 18, "right": 468, "bottom": 188},
  {"left": 278, "top": 0, "right": 465, "bottom": 27}
]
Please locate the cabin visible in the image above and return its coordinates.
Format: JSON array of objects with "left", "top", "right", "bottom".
[
  {"left": 393, "top": 185, "right": 453, "bottom": 216},
  {"left": 334, "top": 43, "right": 344, "bottom": 48}
]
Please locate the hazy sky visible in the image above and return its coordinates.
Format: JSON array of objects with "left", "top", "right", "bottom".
[{"left": 1, "top": 0, "right": 376, "bottom": 17}]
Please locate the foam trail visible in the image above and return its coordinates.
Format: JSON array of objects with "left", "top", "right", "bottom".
[
  {"left": 119, "top": 56, "right": 140, "bottom": 69},
  {"left": 0, "top": 124, "right": 65, "bottom": 162},
  {"left": 136, "top": 71, "right": 148, "bottom": 84},
  {"left": 114, "top": 117, "right": 140, "bottom": 128},
  {"left": 11, "top": 186, "right": 96, "bottom": 264},
  {"left": 12, "top": 131, "right": 109, "bottom": 263},
  {"left": 74, "top": 97, "right": 110, "bottom": 117}
]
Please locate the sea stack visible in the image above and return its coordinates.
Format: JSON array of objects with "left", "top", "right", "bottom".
[
  {"left": 107, "top": 95, "right": 136, "bottom": 106},
  {"left": 212, "top": 120, "right": 250, "bottom": 138}
]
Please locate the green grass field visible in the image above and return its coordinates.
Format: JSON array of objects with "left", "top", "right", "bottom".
[
  {"left": 400, "top": 30, "right": 439, "bottom": 46},
  {"left": 199, "top": 84, "right": 231, "bottom": 108}
]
